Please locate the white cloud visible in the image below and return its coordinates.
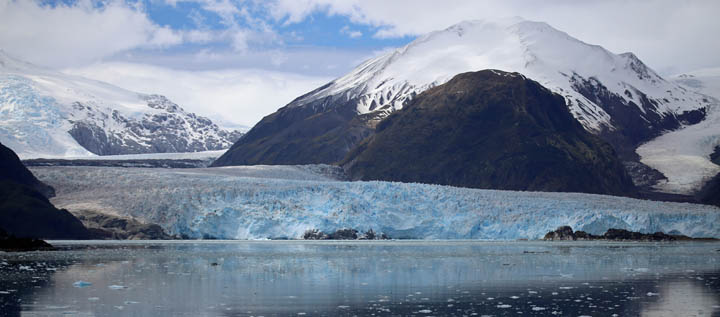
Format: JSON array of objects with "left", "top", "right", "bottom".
[
  {"left": 63, "top": 62, "right": 332, "bottom": 127},
  {"left": 340, "top": 25, "right": 362, "bottom": 38},
  {"left": 0, "top": 0, "right": 184, "bottom": 68},
  {"left": 270, "top": 0, "right": 720, "bottom": 73}
]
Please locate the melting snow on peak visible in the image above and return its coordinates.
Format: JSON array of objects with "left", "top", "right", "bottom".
[{"left": 290, "top": 18, "right": 710, "bottom": 132}]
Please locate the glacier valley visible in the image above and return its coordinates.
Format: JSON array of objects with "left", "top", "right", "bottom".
[{"left": 30, "top": 166, "right": 720, "bottom": 240}]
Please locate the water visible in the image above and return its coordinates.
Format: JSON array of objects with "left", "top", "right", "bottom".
[{"left": 1, "top": 241, "right": 719, "bottom": 316}]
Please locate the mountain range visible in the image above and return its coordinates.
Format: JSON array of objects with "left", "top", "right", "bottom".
[
  {"left": 0, "top": 50, "right": 242, "bottom": 159},
  {"left": 212, "top": 18, "right": 718, "bottom": 197},
  {"left": 213, "top": 18, "right": 711, "bottom": 168}
]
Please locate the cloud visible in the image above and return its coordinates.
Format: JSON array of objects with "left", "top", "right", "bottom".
[
  {"left": 0, "top": 0, "right": 184, "bottom": 68},
  {"left": 269, "top": 0, "right": 720, "bottom": 73},
  {"left": 63, "top": 62, "right": 332, "bottom": 127},
  {"left": 340, "top": 25, "right": 362, "bottom": 39}
]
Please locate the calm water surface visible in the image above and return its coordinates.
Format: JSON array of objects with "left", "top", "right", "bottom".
[{"left": 0, "top": 241, "right": 719, "bottom": 316}]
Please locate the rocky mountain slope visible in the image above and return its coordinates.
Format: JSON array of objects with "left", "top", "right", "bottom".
[
  {"left": 0, "top": 142, "right": 89, "bottom": 239},
  {"left": 342, "top": 70, "right": 635, "bottom": 195},
  {"left": 0, "top": 50, "right": 242, "bottom": 159},
  {"left": 213, "top": 18, "right": 711, "bottom": 167}
]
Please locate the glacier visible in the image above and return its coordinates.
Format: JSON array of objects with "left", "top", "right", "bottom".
[
  {"left": 31, "top": 166, "right": 720, "bottom": 240},
  {"left": 637, "top": 69, "right": 720, "bottom": 194}
]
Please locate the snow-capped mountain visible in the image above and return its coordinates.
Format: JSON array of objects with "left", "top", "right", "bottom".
[
  {"left": 291, "top": 18, "right": 706, "bottom": 130},
  {"left": 214, "top": 18, "right": 711, "bottom": 166},
  {"left": 0, "top": 50, "right": 242, "bottom": 159}
]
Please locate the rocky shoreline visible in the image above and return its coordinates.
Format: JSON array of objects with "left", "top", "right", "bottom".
[
  {"left": 543, "top": 226, "right": 717, "bottom": 241},
  {"left": 0, "top": 228, "right": 55, "bottom": 252},
  {"left": 303, "top": 228, "right": 390, "bottom": 240}
]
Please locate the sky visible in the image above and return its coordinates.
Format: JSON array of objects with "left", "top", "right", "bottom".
[{"left": 1, "top": 0, "right": 719, "bottom": 128}]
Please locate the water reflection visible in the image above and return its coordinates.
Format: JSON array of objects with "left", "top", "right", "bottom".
[{"left": 0, "top": 241, "right": 718, "bottom": 316}]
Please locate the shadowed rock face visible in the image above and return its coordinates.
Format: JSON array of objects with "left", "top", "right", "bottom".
[
  {"left": 342, "top": 70, "right": 636, "bottom": 195},
  {"left": 0, "top": 142, "right": 54, "bottom": 198},
  {"left": 211, "top": 95, "right": 378, "bottom": 166},
  {"left": 0, "top": 142, "right": 90, "bottom": 239}
]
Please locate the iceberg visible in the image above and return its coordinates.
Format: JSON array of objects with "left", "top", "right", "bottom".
[{"left": 31, "top": 166, "right": 720, "bottom": 240}]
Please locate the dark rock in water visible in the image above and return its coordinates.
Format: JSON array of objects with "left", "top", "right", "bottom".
[
  {"left": 543, "top": 226, "right": 716, "bottom": 241},
  {"left": 302, "top": 228, "right": 390, "bottom": 240},
  {"left": 73, "top": 210, "right": 173, "bottom": 240},
  {"left": 573, "top": 231, "right": 592, "bottom": 240},
  {"left": 303, "top": 229, "right": 328, "bottom": 240},
  {"left": 543, "top": 226, "right": 577, "bottom": 240},
  {"left": 328, "top": 228, "right": 359, "bottom": 240},
  {"left": 0, "top": 228, "right": 55, "bottom": 252}
]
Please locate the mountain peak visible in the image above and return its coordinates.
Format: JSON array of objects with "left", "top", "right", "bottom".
[{"left": 214, "top": 19, "right": 712, "bottom": 167}]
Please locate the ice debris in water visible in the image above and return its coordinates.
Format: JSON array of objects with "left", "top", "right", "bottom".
[
  {"left": 108, "top": 285, "right": 126, "bottom": 290},
  {"left": 72, "top": 281, "right": 92, "bottom": 288}
]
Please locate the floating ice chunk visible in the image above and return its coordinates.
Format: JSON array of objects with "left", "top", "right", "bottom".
[
  {"left": 646, "top": 292, "right": 660, "bottom": 296},
  {"left": 497, "top": 304, "right": 512, "bottom": 308},
  {"left": 532, "top": 307, "right": 546, "bottom": 311},
  {"left": 72, "top": 281, "right": 92, "bottom": 288},
  {"left": 418, "top": 309, "right": 432, "bottom": 313},
  {"left": 88, "top": 297, "right": 100, "bottom": 301},
  {"left": 108, "top": 285, "right": 126, "bottom": 290}
]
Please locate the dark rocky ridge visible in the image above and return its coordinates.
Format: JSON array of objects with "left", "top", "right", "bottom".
[
  {"left": 712, "top": 145, "right": 720, "bottom": 166},
  {"left": 24, "top": 158, "right": 214, "bottom": 169},
  {"left": 342, "top": 70, "right": 636, "bottom": 195},
  {"left": 212, "top": 93, "right": 378, "bottom": 166},
  {"left": 0, "top": 142, "right": 54, "bottom": 198},
  {"left": 73, "top": 210, "right": 174, "bottom": 240},
  {"left": 543, "top": 226, "right": 716, "bottom": 241},
  {"left": 0, "top": 142, "right": 90, "bottom": 239}
]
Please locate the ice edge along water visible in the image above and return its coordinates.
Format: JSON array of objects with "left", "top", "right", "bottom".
[{"left": 31, "top": 166, "right": 720, "bottom": 240}]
